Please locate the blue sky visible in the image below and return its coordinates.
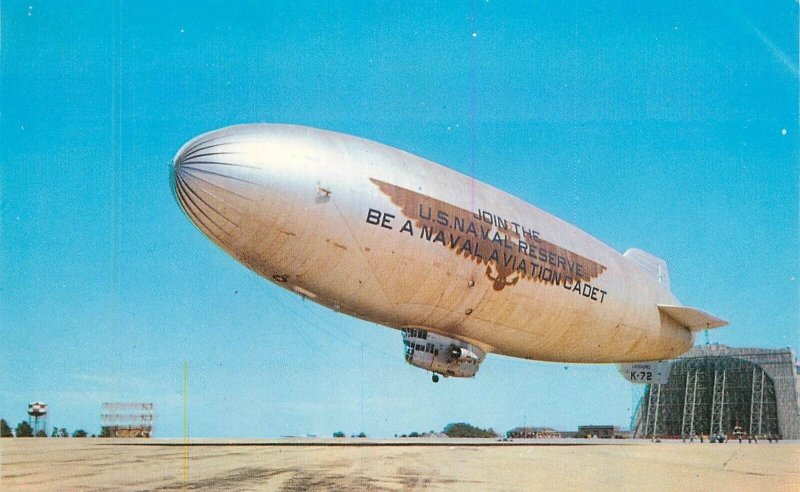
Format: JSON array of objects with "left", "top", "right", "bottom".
[{"left": 1, "top": 1, "right": 797, "bottom": 437}]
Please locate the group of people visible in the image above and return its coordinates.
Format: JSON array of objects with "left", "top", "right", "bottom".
[{"left": 680, "top": 431, "right": 781, "bottom": 443}]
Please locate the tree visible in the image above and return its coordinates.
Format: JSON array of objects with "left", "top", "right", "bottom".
[
  {"left": 357, "top": 432, "right": 367, "bottom": 438},
  {"left": 15, "top": 421, "right": 33, "bottom": 437},
  {"left": 51, "top": 428, "right": 58, "bottom": 437},
  {"left": 1, "top": 419, "right": 13, "bottom": 437},
  {"left": 59, "top": 428, "right": 69, "bottom": 438},
  {"left": 442, "top": 422, "right": 497, "bottom": 438},
  {"left": 35, "top": 429, "right": 47, "bottom": 437},
  {"left": 72, "top": 429, "right": 88, "bottom": 438},
  {"left": 332, "top": 431, "right": 345, "bottom": 438}
]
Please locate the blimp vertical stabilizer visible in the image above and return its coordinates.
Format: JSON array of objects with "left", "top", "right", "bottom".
[
  {"left": 623, "top": 248, "right": 670, "bottom": 291},
  {"left": 622, "top": 248, "right": 727, "bottom": 331},
  {"left": 617, "top": 249, "right": 727, "bottom": 384}
]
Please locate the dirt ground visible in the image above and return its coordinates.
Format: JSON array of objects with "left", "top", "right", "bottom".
[{"left": 1, "top": 438, "right": 798, "bottom": 491}]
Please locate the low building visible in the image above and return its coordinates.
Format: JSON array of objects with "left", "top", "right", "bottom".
[
  {"left": 507, "top": 427, "right": 562, "bottom": 439},
  {"left": 577, "top": 425, "right": 619, "bottom": 438}
]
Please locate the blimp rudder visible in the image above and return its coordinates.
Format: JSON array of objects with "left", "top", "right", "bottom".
[
  {"left": 623, "top": 248, "right": 671, "bottom": 291},
  {"left": 622, "top": 248, "right": 729, "bottom": 359},
  {"left": 623, "top": 248, "right": 697, "bottom": 355}
]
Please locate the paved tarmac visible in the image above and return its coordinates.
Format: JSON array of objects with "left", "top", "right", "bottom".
[{"left": 2, "top": 438, "right": 798, "bottom": 490}]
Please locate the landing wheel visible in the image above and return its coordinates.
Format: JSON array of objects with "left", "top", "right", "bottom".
[{"left": 432, "top": 374, "right": 439, "bottom": 383}]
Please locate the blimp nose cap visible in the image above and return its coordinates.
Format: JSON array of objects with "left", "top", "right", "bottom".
[
  {"left": 173, "top": 130, "right": 233, "bottom": 167},
  {"left": 171, "top": 130, "right": 255, "bottom": 249}
]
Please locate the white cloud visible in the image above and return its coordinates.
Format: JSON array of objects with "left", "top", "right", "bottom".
[{"left": 751, "top": 25, "right": 799, "bottom": 77}]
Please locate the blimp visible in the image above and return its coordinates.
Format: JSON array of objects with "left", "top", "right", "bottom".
[{"left": 171, "top": 124, "right": 727, "bottom": 383}]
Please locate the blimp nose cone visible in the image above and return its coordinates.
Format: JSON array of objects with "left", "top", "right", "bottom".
[{"left": 172, "top": 128, "right": 260, "bottom": 250}]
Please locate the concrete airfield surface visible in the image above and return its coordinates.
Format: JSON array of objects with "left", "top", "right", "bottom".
[{"left": 2, "top": 438, "right": 799, "bottom": 490}]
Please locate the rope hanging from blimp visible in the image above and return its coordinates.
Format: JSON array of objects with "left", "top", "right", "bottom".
[{"left": 259, "top": 284, "right": 398, "bottom": 363}]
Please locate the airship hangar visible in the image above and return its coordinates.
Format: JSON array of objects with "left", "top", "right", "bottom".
[{"left": 632, "top": 344, "right": 800, "bottom": 440}]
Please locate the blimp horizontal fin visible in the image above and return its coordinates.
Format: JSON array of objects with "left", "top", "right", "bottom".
[{"left": 657, "top": 304, "right": 728, "bottom": 331}]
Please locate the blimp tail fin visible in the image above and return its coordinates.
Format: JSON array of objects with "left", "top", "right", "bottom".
[
  {"left": 623, "top": 248, "right": 670, "bottom": 290},
  {"left": 657, "top": 305, "right": 728, "bottom": 331},
  {"left": 623, "top": 248, "right": 728, "bottom": 331}
]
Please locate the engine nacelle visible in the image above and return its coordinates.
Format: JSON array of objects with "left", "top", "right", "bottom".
[
  {"left": 402, "top": 328, "right": 486, "bottom": 378},
  {"left": 447, "top": 345, "right": 480, "bottom": 362}
]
